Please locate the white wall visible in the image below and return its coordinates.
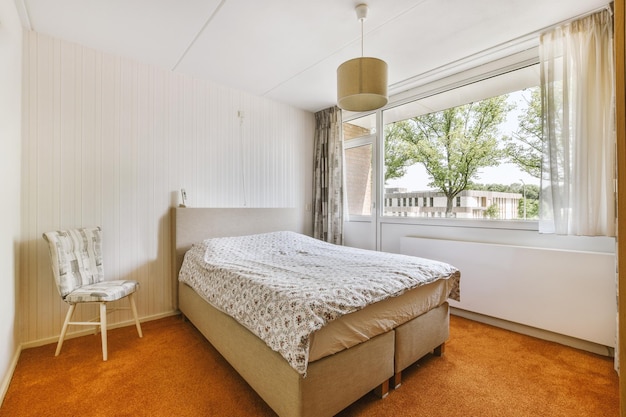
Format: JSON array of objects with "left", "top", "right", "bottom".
[
  {"left": 401, "top": 236, "right": 616, "bottom": 347},
  {"left": 20, "top": 31, "right": 315, "bottom": 345},
  {"left": 0, "top": 0, "right": 23, "bottom": 402},
  {"left": 345, "top": 218, "right": 616, "bottom": 350}
]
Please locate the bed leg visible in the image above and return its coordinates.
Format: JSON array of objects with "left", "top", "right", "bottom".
[
  {"left": 392, "top": 372, "right": 402, "bottom": 389},
  {"left": 434, "top": 342, "right": 446, "bottom": 357},
  {"left": 373, "top": 379, "right": 390, "bottom": 399}
]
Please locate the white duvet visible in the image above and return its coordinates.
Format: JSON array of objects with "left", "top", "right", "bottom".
[{"left": 178, "top": 231, "right": 460, "bottom": 376}]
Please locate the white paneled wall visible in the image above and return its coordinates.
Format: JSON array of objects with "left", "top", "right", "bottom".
[
  {"left": 401, "top": 237, "right": 616, "bottom": 347},
  {"left": 21, "top": 31, "right": 315, "bottom": 345}
]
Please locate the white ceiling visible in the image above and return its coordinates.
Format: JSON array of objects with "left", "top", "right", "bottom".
[{"left": 17, "top": 0, "right": 609, "bottom": 113}]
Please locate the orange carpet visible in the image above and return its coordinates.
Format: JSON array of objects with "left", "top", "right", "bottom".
[{"left": 0, "top": 315, "right": 618, "bottom": 416}]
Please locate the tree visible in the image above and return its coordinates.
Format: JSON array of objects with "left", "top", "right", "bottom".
[
  {"left": 504, "top": 87, "right": 543, "bottom": 178},
  {"left": 484, "top": 204, "right": 500, "bottom": 219},
  {"left": 384, "top": 121, "right": 415, "bottom": 182},
  {"left": 385, "top": 96, "right": 512, "bottom": 216},
  {"left": 518, "top": 198, "right": 539, "bottom": 219}
]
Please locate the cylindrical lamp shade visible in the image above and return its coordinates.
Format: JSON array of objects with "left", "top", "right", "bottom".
[{"left": 337, "top": 57, "right": 388, "bottom": 112}]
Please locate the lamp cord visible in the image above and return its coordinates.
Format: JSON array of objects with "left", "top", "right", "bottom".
[{"left": 360, "top": 18, "right": 364, "bottom": 57}]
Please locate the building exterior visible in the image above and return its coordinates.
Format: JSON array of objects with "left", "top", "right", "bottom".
[{"left": 384, "top": 188, "right": 522, "bottom": 219}]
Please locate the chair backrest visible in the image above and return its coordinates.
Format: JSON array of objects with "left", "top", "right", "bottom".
[{"left": 42, "top": 227, "right": 104, "bottom": 299}]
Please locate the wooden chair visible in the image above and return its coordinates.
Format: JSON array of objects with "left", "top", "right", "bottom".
[{"left": 42, "top": 227, "right": 143, "bottom": 361}]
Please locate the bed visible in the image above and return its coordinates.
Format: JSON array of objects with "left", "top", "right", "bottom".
[{"left": 172, "top": 207, "right": 460, "bottom": 417}]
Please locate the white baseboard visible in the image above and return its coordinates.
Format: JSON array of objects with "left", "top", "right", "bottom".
[
  {"left": 451, "top": 307, "right": 614, "bottom": 357},
  {"left": 0, "top": 345, "right": 22, "bottom": 408},
  {"left": 20, "top": 310, "right": 180, "bottom": 350}
]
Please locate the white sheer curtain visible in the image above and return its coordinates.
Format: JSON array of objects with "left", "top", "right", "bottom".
[{"left": 539, "top": 9, "right": 616, "bottom": 236}]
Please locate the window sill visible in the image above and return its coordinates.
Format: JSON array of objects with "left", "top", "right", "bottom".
[
  {"left": 378, "top": 216, "right": 539, "bottom": 231},
  {"left": 345, "top": 215, "right": 373, "bottom": 223}
]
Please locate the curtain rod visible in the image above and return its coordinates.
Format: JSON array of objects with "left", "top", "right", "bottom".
[{"left": 537, "top": 3, "right": 613, "bottom": 35}]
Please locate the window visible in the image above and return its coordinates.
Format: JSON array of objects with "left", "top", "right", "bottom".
[
  {"left": 344, "top": 113, "right": 376, "bottom": 217},
  {"left": 383, "top": 64, "right": 541, "bottom": 221}
]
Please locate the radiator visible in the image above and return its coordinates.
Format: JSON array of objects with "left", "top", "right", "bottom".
[{"left": 401, "top": 237, "right": 616, "bottom": 347}]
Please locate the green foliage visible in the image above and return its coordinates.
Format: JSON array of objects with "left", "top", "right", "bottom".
[
  {"left": 520, "top": 184, "right": 539, "bottom": 200},
  {"left": 385, "top": 96, "right": 512, "bottom": 215},
  {"left": 518, "top": 198, "right": 539, "bottom": 219},
  {"left": 484, "top": 204, "right": 500, "bottom": 219},
  {"left": 503, "top": 87, "right": 543, "bottom": 178},
  {"left": 384, "top": 122, "right": 415, "bottom": 182}
]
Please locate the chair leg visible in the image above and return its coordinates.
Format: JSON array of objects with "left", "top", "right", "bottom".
[
  {"left": 55, "top": 304, "right": 76, "bottom": 357},
  {"left": 129, "top": 293, "right": 143, "bottom": 338},
  {"left": 100, "top": 303, "right": 108, "bottom": 361}
]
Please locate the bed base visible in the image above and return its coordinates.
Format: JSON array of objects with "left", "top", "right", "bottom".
[
  {"left": 180, "top": 282, "right": 394, "bottom": 417},
  {"left": 392, "top": 302, "right": 449, "bottom": 389}
]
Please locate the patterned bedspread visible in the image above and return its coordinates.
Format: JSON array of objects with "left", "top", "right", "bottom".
[{"left": 178, "top": 231, "right": 460, "bottom": 376}]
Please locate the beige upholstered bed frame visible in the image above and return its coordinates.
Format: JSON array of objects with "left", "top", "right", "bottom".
[{"left": 172, "top": 207, "right": 449, "bottom": 417}]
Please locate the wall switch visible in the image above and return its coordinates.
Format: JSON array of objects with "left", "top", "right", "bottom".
[{"left": 180, "top": 188, "right": 187, "bottom": 207}]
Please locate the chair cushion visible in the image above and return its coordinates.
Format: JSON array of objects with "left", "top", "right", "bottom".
[
  {"left": 43, "top": 227, "right": 104, "bottom": 299},
  {"left": 65, "top": 280, "right": 139, "bottom": 303}
]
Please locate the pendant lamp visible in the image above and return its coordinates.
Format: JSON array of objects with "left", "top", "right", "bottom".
[{"left": 337, "top": 4, "right": 388, "bottom": 112}]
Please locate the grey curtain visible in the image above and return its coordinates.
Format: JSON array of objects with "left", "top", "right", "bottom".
[{"left": 313, "top": 106, "right": 343, "bottom": 244}]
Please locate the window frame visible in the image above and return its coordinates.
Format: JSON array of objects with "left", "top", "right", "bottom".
[
  {"left": 342, "top": 49, "right": 541, "bottom": 232},
  {"left": 343, "top": 128, "right": 377, "bottom": 222}
]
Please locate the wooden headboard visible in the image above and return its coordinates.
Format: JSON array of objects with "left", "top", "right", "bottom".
[{"left": 171, "top": 206, "right": 298, "bottom": 282}]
